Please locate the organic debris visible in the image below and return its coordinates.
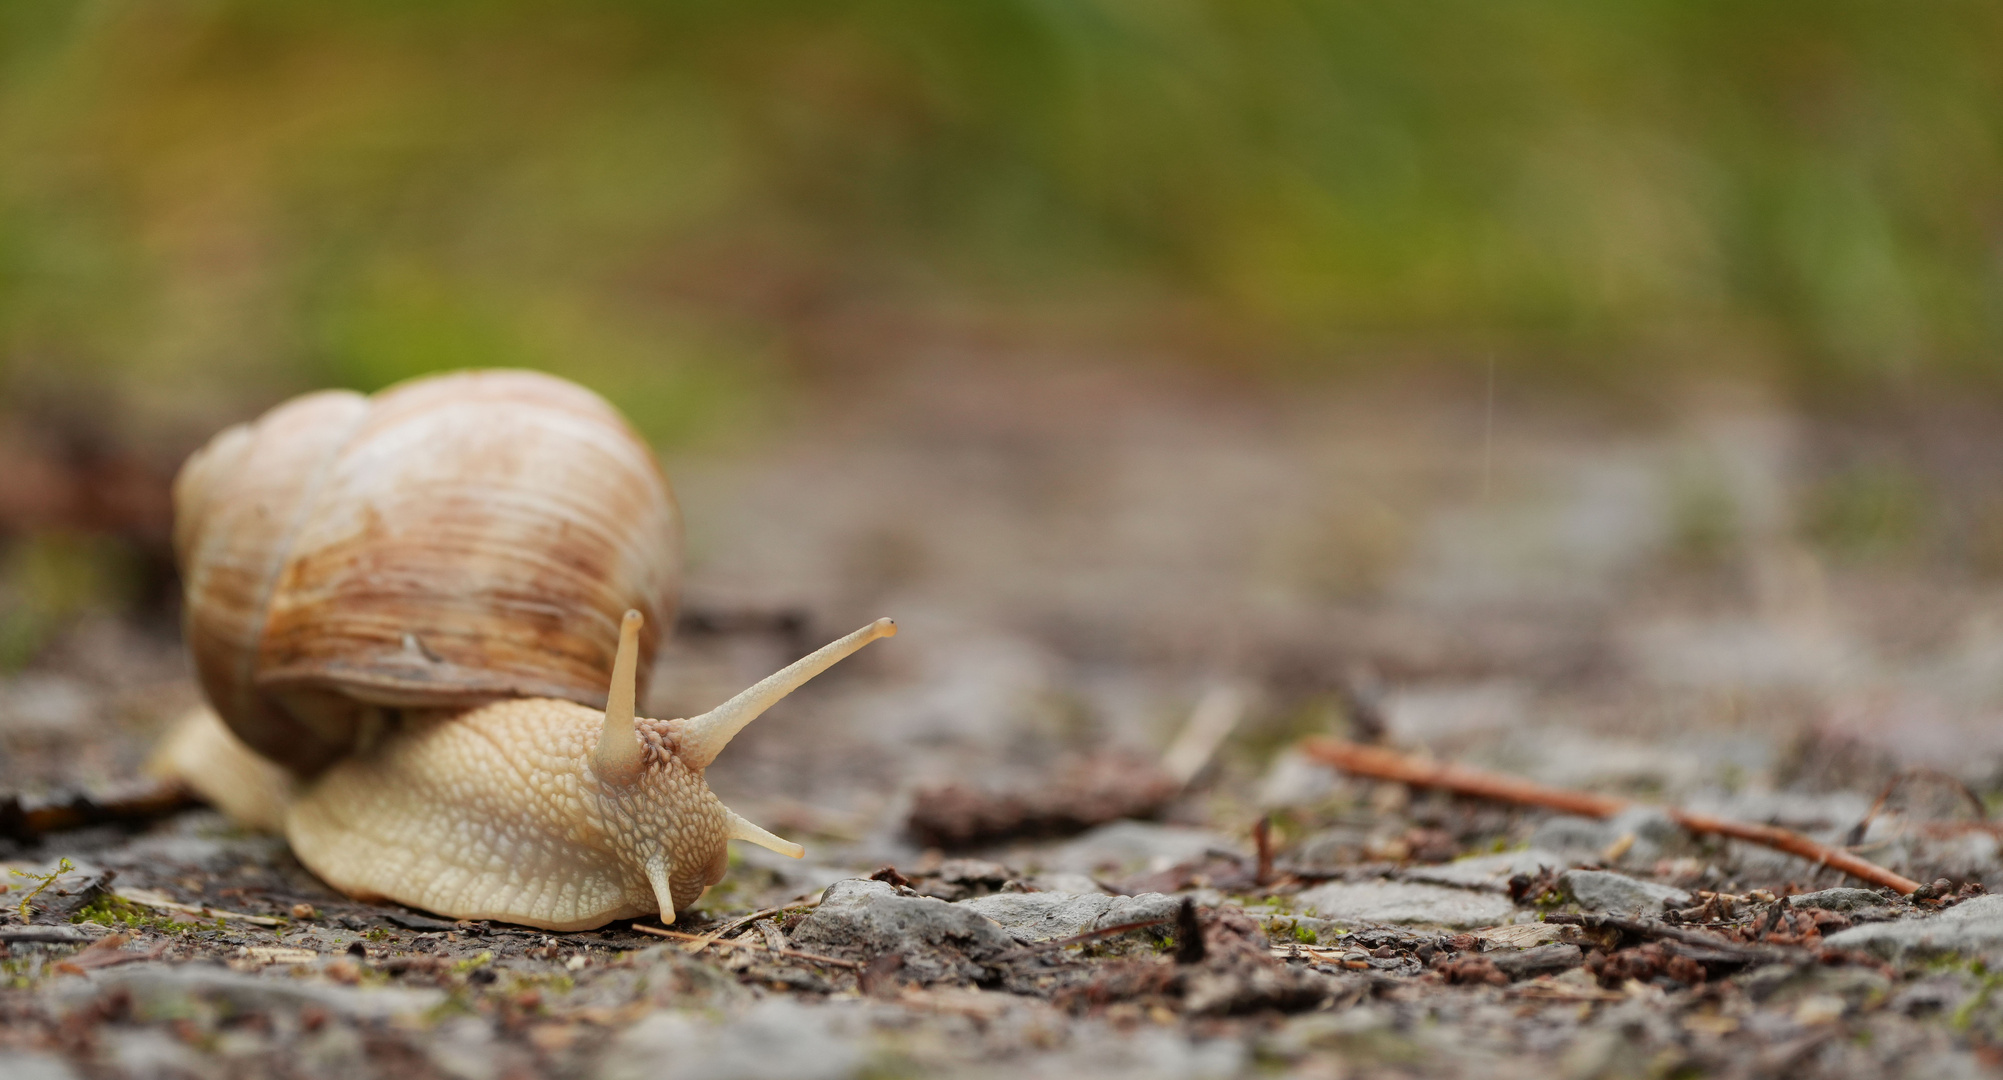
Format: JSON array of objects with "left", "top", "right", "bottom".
[
  {"left": 0, "top": 780, "right": 197, "bottom": 842},
  {"left": 905, "top": 752, "right": 1182, "bottom": 848},
  {"left": 1299, "top": 737, "right": 1924, "bottom": 893}
]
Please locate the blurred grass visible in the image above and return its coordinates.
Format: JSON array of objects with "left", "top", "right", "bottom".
[
  {"left": 0, "top": 533, "right": 138, "bottom": 671},
  {"left": 2, "top": 0, "right": 2002, "bottom": 431}
]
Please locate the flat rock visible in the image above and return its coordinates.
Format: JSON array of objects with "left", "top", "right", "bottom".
[
  {"left": 2, "top": 1053, "right": 79, "bottom": 1080},
  {"left": 1293, "top": 881, "right": 1518, "bottom": 928},
  {"left": 956, "top": 891, "right": 1181, "bottom": 941},
  {"left": 56, "top": 962, "right": 445, "bottom": 1022},
  {"left": 1790, "top": 888, "right": 1892, "bottom": 914},
  {"left": 1528, "top": 807, "right": 1686, "bottom": 868},
  {"left": 0, "top": 926, "right": 93, "bottom": 944},
  {"left": 1825, "top": 895, "right": 2003, "bottom": 963},
  {"left": 1402, "top": 849, "right": 1572, "bottom": 891},
  {"left": 792, "top": 879, "right": 1013, "bottom": 983},
  {"left": 1490, "top": 943, "right": 1584, "bottom": 979},
  {"left": 1557, "top": 869, "right": 1689, "bottom": 914},
  {"left": 1478, "top": 923, "right": 1567, "bottom": 949},
  {"left": 1527, "top": 816, "right": 1619, "bottom": 858},
  {"left": 601, "top": 998, "right": 864, "bottom": 1080},
  {"left": 1042, "top": 821, "right": 1239, "bottom": 875}
]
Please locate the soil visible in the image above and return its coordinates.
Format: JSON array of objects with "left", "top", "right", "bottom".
[{"left": 6, "top": 359, "right": 2003, "bottom": 1078}]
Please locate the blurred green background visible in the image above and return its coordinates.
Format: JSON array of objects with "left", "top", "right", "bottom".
[
  {"left": 4, "top": 0, "right": 2003, "bottom": 665},
  {"left": 6, "top": 0, "right": 2003, "bottom": 422}
]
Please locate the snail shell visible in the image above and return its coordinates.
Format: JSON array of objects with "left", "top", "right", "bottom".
[
  {"left": 162, "top": 368, "right": 896, "bottom": 930},
  {"left": 173, "top": 369, "right": 680, "bottom": 775}
]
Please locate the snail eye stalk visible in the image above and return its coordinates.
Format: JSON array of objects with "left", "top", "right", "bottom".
[
  {"left": 677, "top": 618, "right": 896, "bottom": 771},
  {"left": 591, "top": 609, "right": 647, "bottom": 784}
]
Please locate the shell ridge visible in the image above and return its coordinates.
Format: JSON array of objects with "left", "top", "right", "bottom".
[{"left": 235, "top": 399, "right": 376, "bottom": 739}]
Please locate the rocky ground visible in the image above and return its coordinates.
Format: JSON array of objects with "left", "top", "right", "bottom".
[{"left": 7, "top": 359, "right": 2003, "bottom": 1078}]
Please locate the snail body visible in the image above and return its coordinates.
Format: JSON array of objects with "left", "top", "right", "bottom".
[{"left": 159, "top": 370, "right": 894, "bottom": 930}]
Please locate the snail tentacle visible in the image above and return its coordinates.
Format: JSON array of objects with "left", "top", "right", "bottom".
[
  {"left": 591, "top": 609, "right": 648, "bottom": 784},
  {"left": 725, "top": 809, "right": 805, "bottom": 859},
  {"left": 680, "top": 618, "right": 897, "bottom": 770},
  {"left": 644, "top": 849, "right": 677, "bottom": 925}
]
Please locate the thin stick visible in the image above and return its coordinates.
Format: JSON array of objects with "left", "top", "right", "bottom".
[
  {"left": 114, "top": 887, "right": 289, "bottom": 927},
  {"left": 1300, "top": 738, "right": 1627, "bottom": 817},
  {"left": 679, "top": 899, "right": 820, "bottom": 956},
  {"left": 1298, "top": 736, "right": 1922, "bottom": 895},
  {"left": 631, "top": 923, "right": 860, "bottom": 970}
]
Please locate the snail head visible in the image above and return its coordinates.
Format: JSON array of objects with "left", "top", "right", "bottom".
[{"left": 589, "top": 610, "right": 897, "bottom": 922}]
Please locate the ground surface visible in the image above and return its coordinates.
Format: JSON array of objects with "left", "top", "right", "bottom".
[{"left": 7, "top": 360, "right": 2003, "bottom": 1078}]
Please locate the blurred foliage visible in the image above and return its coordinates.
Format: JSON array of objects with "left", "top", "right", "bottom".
[
  {"left": 1665, "top": 459, "right": 1741, "bottom": 569},
  {"left": 0, "top": 533, "right": 139, "bottom": 670},
  {"left": 1803, "top": 460, "right": 1931, "bottom": 561},
  {"left": 2, "top": 0, "right": 2002, "bottom": 431}
]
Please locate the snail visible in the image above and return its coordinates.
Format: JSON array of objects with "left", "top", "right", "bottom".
[{"left": 152, "top": 369, "right": 895, "bottom": 931}]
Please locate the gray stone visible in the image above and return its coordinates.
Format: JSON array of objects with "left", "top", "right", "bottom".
[
  {"left": 1043, "top": 821, "right": 1239, "bottom": 875},
  {"left": 1489, "top": 943, "right": 1584, "bottom": 979},
  {"left": 956, "top": 891, "right": 1181, "bottom": 942},
  {"left": 1790, "top": 887, "right": 1891, "bottom": 914},
  {"left": 1291, "top": 825, "right": 1374, "bottom": 870},
  {"left": 1293, "top": 881, "right": 1518, "bottom": 928},
  {"left": 108, "top": 1029, "right": 208, "bottom": 1080},
  {"left": 951, "top": 889, "right": 1102, "bottom": 939},
  {"left": 0, "top": 1053, "right": 81, "bottom": 1080},
  {"left": 600, "top": 999, "right": 866, "bottom": 1080},
  {"left": 1528, "top": 807, "right": 1686, "bottom": 868},
  {"left": 56, "top": 962, "right": 445, "bottom": 1022},
  {"left": 1825, "top": 895, "right": 2003, "bottom": 963},
  {"left": 1013, "top": 1024, "right": 1246, "bottom": 1080},
  {"left": 1527, "top": 815, "right": 1618, "bottom": 857},
  {"left": 1735, "top": 962, "right": 1892, "bottom": 1007},
  {"left": 0, "top": 926, "right": 92, "bottom": 944},
  {"left": 1401, "top": 849, "right": 1571, "bottom": 891},
  {"left": 792, "top": 879, "right": 1013, "bottom": 983},
  {"left": 425, "top": 1016, "right": 503, "bottom": 1080},
  {"left": 106, "top": 823, "right": 293, "bottom": 874},
  {"left": 1557, "top": 869, "right": 1690, "bottom": 914},
  {"left": 1023, "top": 872, "right": 1103, "bottom": 895}
]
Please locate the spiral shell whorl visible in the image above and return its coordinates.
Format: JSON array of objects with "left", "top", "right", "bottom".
[{"left": 174, "top": 370, "right": 682, "bottom": 776}]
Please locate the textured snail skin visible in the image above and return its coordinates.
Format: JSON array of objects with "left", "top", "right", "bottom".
[
  {"left": 160, "top": 614, "right": 895, "bottom": 930},
  {"left": 286, "top": 700, "right": 729, "bottom": 931}
]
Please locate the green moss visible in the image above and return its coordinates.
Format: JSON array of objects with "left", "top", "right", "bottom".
[
  {"left": 69, "top": 892, "right": 206, "bottom": 934},
  {"left": 508, "top": 971, "right": 575, "bottom": 996},
  {"left": 452, "top": 951, "right": 495, "bottom": 976},
  {"left": 10, "top": 857, "right": 73, "bottom": 921},
  {"left": 1951, "top": 973, "right": 2001, "bottom": 1032}
]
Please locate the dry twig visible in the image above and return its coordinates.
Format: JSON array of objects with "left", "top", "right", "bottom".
[
  {"left": 114, "top": 887, "right": 288, "bottom": 927},
  {"left": 678, "top": 899, "right": 820, "bottom": 956},
  {"left": 1298, "top": 737, "right": 1922, "bottom": 895},
  {"left": 631, "top": 923, "right": 860, "bottom": 970}
]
